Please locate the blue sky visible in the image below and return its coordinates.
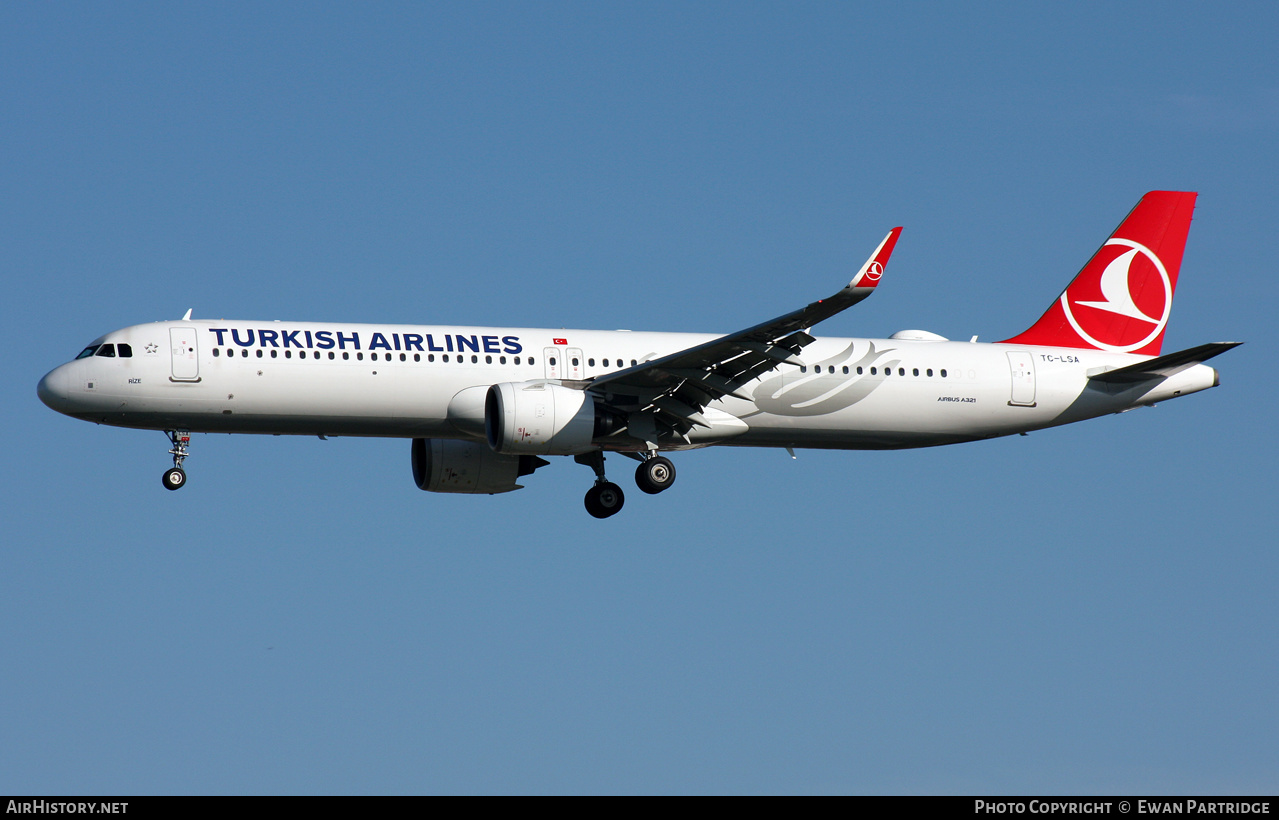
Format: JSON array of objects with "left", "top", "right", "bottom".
[{"left": 2, "top": 2, "right": 1275, "bottom": 794}]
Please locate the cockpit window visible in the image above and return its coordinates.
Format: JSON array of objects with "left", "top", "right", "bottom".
[
  {"left": 95, "top": 344, "right": 116, "bottom": 358},
  {"left": 117, "top": 343, "right": 132, "bottom": 358},
  {"left": 75, "top": 345, "right": 100, "bottom": 359}
]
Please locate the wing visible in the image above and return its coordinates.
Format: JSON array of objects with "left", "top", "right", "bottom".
[{"left": 587, "top": 227, "right": 902, "bottom": 443}]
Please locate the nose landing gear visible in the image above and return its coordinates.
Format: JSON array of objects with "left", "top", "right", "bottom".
[{"left": 162, "top": 430, "right": 190, "bottom": 491}]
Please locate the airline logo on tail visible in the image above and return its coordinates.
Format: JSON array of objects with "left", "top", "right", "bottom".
[
  {"left": 1001, "top": 191, "right": 1196, "bottom": 356},
  {"left": 1062, "top": 237, "right": 1171, "bottom": 353}
]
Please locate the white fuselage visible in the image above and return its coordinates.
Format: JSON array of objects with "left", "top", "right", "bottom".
[{"left": 37, "top": 320, "right": 1219, "bottom": 450}]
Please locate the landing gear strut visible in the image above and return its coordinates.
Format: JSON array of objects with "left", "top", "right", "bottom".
[
  {"left": 635, "top": 454, "right": 676, "bottom": 495},
  {"left": 575, "top": 451, "right": 625, "bottom": 519},
  {"left": 162, "top": 430, "right": 190, "bottom": 491}
]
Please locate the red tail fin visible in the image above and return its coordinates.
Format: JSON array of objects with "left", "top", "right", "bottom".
[{"left": 1000, "top": 191, "right": 1197, "bottom": 355}]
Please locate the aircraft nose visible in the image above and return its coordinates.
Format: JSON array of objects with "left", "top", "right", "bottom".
[{"left": 37, "top": 365, "right": 70, "bottom": 413}]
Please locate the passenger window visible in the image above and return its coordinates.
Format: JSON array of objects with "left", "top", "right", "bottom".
[
  {"left": 213, "top": 348, "right": 221, "bottom": 357},
  {"left": 500, "top": 356, "right": 506, "bottom": 364},
  {"left": 343, "top": 352, "right": 350, "bottom": 360},
  {"left": 800, "top": 366, "right": 807, "bottom": 373},
  {"left": 913, "top": 368, "right": 919, "bottom": 376},
  {"left": 485, "top": 355, "right": 492, "bottom": 364},
  {"left": 357, "top": 352, "right": 364, "bottom": 361},
  {"left": 95, "top": 344, "right": 116, "bottom": 357},
  {"left": 257, "top": 349, "right": 264, "bottom": 358},
  {"left": 330, "top": 352, "right": 336, "bottom": 360},
  {"left": 588, "top": 358, "right": 595, "bottom": 367},
  {"left": 927, "top": 369, "right": 933, "bottom": 377},
  {"left": 870, "top": 367, "right": 877, "bottom": 375},
  {"left": 603, "top": 359, "right": 609, "bottom": 367},
  {"left": 549, "top": 357, "right": 557, "bottom": 366},
  {"left": 413, "top": 353, "right": 419, "bottom": 362},
  {"left": 271, "top": 350, "right": 278, "bottom": 358},
  {"left": 940, "top": 369, "right": 948, "bottom": 378},
  {"left": 842, "top": 366, "right": 849, "bottom": 374},
  {"left": 899, "top": 368, "right": 905, "bottom": 376}
]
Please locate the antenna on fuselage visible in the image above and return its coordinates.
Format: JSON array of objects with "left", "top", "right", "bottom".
[{"left": 182, "top": 309, "right": 193, "bottom": 321}]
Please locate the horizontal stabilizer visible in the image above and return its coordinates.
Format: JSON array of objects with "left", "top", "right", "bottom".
[{"left": 1087, "top": 342, "right": 1241, "bottom": 383}]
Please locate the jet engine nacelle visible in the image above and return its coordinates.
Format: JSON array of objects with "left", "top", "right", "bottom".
[
  {"left": 411, "top": 437, "right": 546, "bottom": 494},
  {"left": 485, "top": 381, "right": 599, "bottom": 456}
]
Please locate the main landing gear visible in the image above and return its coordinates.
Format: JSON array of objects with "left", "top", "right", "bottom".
[
  {"left": 635, "top": 455, "right": 676, "bottom": 495},
  {"left": 162, "top": 430, "right": 191, "bottom": 491},
  {"left": 584, "top": 481, "right": 625, "bottom": 519},
  {"left": 576, "top": 451, "right": 677, "bottom": 518},
  {"left": 576, "top": 451, "right": 625, "bottom": 519}
]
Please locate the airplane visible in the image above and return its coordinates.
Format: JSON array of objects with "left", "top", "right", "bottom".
[{"left": 38, "top": 191, "right": 1238, "bottom": 518}]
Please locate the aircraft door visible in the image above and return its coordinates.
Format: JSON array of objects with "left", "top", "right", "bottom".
[
  {"left": 544, "top": 347, "right": 563, "bottom": 380},
  {"left": 566, "top": 347, "right": 584, "bottom": 380},
  {"left": 1006, "top": 351, "right": 1036, "bottom": 406},
  {"left": 170, "top": 327, "right": 200, "bottom": 382}
]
